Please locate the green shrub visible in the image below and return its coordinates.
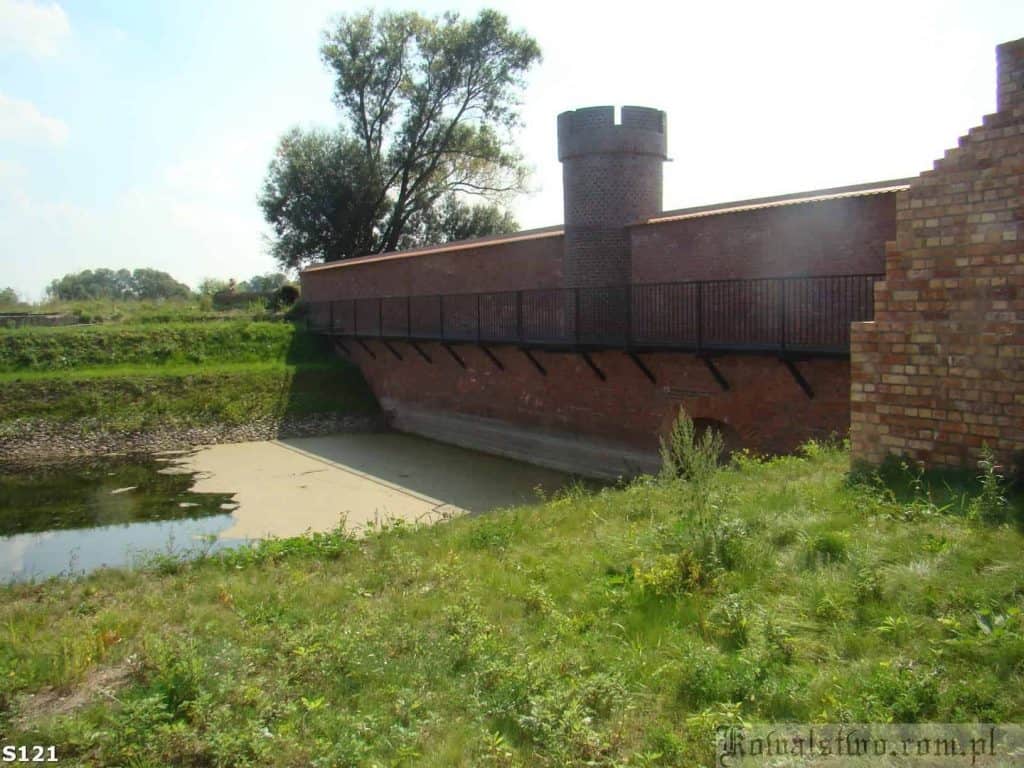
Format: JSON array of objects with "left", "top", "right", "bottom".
[
  {"left": 853, "top": 565, "right": 884, "bottom": 604},
  {"left": 674, "top": 645, "right": 735, "bottom": 707},
  {"left": 697, "top": 517, "right": 748, "bottom": 572},
  {"left": 659, "top": 408, "right": 723, "bottom": 483},
  {"left": 856, "top": 661, "right": 941, "bottom": 722},
  {"left": 708, "top": 593, "right": 751, "bottom": 649},
  {"left": 968, "top": 446, "right": 1011, "bottom": 524},
  {"left": 764, "top": 619, "right": 795, "bottom": 665},
  {"left": 636, "top": 550, "right": 710, "bottom": 598}
]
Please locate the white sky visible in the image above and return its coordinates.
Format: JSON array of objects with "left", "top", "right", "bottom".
[{"left": 1, "top": 0, "right": 1021, "bottom": 299}]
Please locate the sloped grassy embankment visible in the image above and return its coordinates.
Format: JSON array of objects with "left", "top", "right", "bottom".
[
  {"left": 1, "top": 444, "right": 1021, "bottom": 766},
  {"left": 0, "top": 322, "right": 379, "bottom": 460}
]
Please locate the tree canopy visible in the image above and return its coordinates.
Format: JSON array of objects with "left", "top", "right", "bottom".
[
  {"left": 0, "top": 287, "right": 20, "bottom": 308},
  {"left": 238, "top": 273, "right": 290, "bottom": 293},
  {"left": 260, "top": 9, "right": 541, "bottom": 270},
  {"left": 47, "top": 269, "right": 192, "bottom": 301}
]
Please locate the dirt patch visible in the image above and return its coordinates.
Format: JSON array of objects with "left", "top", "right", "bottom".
[{"left": 11, "top": 661, "right": 135, "bottom": 728}]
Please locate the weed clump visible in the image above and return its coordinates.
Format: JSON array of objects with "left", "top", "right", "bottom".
[
  {"left": 659, "top": 408, "right": 723, "bottom": 484},
  {"left": 802, "top": 532, "right": 848, "bottom": 569},
  {"left": 968, "top": 446, "right": 1012, "bottom": 524},
  {"left": 636, "top": 550, "right": 710, "bottom": 598}
]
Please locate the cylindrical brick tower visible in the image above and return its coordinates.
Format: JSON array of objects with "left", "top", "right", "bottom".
[{"left": 557, "top": 105, "right": 668, "bottom": 288}]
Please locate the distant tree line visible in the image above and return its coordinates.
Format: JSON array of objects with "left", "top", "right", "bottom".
[
  {"left": 47, "top": 269, "right": 192, "bottom": 301},
  {"left": 42, "top": 270, "right": 293, "bottom": 302},
  {"left": 195, "top": 273, "right": 290, "bottom": 296}
]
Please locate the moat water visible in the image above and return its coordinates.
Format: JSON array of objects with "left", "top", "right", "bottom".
[{"left": 0, "top": 434, "right": 573, "bottom": 582}]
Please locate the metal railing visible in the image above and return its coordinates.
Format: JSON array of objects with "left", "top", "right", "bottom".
[{"left": 307, "top": 274, "right": 882, "bottom": 355}]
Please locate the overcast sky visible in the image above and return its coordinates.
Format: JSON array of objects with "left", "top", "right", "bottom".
[{"left": 1, "top": 0, "right": 1021, "bottom": 299}]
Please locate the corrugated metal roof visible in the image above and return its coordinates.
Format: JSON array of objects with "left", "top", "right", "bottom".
[
  {"left": 638, "top": 179, "right": 913, "bottom": 225},
  {"left": 301, "top": 225, "right": 563, "bottom": 273}
]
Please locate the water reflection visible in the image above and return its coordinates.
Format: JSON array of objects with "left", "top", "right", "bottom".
[
  {"left": 0, "top": 436, "right": 576, "bottom": 582},
  {"left": 0, "top": 456, "right": 243, "bottom": 582},
  {"left": 0, "top": 515, "right": 241, "bottom": 581},
  {"left": 0, "top": 456, "right": 234, "bottom": 536}
]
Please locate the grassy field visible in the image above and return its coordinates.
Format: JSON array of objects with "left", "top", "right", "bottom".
[
  {"left": 0, "top": 321, "right": 320, "bottom": 372},
  {"left": 0, "top": 362, "right": 376, "bottom": 430},
  {"left": 0, "top": 320, "right": 376, "bottom": 434},
  {"left": 1, "top": 442, "right": 1021, "bottom": 766},
  {"left": 2, "top": 297, "right": 287, "bottom": 326}
]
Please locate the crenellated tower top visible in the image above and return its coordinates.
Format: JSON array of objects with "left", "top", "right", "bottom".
[{"left": 557, "top": 106, "right": 668, "bottom": 288}]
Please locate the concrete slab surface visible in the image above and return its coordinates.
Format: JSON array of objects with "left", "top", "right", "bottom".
[{"left": 178, "top": 433, "right": 572, "bottom": 541}]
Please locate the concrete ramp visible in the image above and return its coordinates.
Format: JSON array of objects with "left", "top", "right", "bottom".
[{"left": 384, "top": 402, "right": 660, "bottom": 480}]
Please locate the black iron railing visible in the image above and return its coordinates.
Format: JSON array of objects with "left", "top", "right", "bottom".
[{"left": 307, "top": 274, "right": 882, "bottom": 356}]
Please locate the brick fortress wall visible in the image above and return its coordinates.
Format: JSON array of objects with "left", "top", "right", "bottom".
[
  {"left": 302, "top": 197, "right": 899, "bottom": 475},
  {"left": 301, "top": 229, "right": 564, "bottom": 302},
  {"left": 850, "top": 38, "right": 1024, "bottom": 470},
  {"left": 301, "top": 100, "right": 906, "bottom": 475},
  {"left": 632, "top": 191, "right": 900, "bottom": 283}
]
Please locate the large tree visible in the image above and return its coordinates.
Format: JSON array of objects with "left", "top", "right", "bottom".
[{"left": 260, "top": 9, "right": 541, "bottom": 270}]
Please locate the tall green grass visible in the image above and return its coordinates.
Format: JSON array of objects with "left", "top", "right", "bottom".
[
  {"left": 0, "top": 321, "right": 326, "bottom": 372},
  {"left": 1, "top": 443, "right": 1021, "bottom": 765},
  {"left": 10, "top": 297, "right": 281, "bottom": 326},
  {"left": 0, "top": 362, "right": 377, "bottom": 429}
]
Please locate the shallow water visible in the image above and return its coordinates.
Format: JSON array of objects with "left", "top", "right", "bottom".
[
  {"left": 0, "top": 455, "right": 242, "bottom": 581},
  {"left": 0, "top": 434, "right": 574, "bottom": 582}
]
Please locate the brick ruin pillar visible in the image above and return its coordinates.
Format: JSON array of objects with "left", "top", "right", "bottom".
[
  {"left": 850, "top": 37, "right": 1024, "bottom": 470},
  {"left": 557, "top": 106, "right": 668, "bottom": 288}
]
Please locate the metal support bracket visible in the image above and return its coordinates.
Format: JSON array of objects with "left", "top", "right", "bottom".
[
  {"left": 382, "top": 340, "right": 403, "bottom": 361},
  {"left": 521, "top": 348, "right": 546, "bottom": 376},
  {"left": 627, "top": 351, "right": 656, "bottom": 384},
  {"left": 579, "top": 351, "right": 606, "bottom": 382},
  {"left": 356, "top": 339, "right": 377, "bottom": 359},
  {"left": 479, "top": 345, "right": 504, "bottom": 371},
  {"left": 409, "top": 342, "right": 432, "bottom": 363},
  {"left": 782, "top": 358, "right": 814, "bottom": 399},
  {"left": 442, "top": 343, "right": 466, "bottom": 369},
  {"left": 700, "top": 355, "right": 730, "bottom": 391}
]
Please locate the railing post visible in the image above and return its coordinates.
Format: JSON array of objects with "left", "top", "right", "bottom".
[
  {"left": 696, "top": 282, "right": 703, "bottom": 353},
  {"left": 439, "top": 295, "right": 445, "bottom": 341},
  {"left": 516, "top": 290, "right": 523, "bottom": 343},
  {"left": 624, "top": 286, "right": 632, "bottom": 348},
  {"left": 779, "top": 279, "right": 787, "bottom": 353},
  {"left": 574, "top": 287, "right": 580, "bottom": 345},
  {"left": 378, "top": 297, "right": 383, "bottom": 337},
  {"left": 476, "top": 293, "right": 482, "bottom": 342},
  {"left": 329, "top": 300, "right": 334, "bottom": 333},
  {"left": 353, "top": 301, "right": 357, "bottom": 336},
  {"left": 406, "top": 295, "right": 412, "bottom": 339}
]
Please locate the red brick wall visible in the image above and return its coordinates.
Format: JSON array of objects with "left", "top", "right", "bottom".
[
  {"left": 631, "top": 193, "right": 898, "bottom": 284},
  {"left": 851, "top": 38, "right": 1024, "bottom": 469},
  {"left": 301, "top": 232, "right": 564, "bottom": 303},
  {"left": 346, "top": 341, "right": 852, "bottom": 456}
]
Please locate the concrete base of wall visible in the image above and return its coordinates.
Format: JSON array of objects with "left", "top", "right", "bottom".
[{"left": 382, "top": 399, "right": 660, "bottom": 480}]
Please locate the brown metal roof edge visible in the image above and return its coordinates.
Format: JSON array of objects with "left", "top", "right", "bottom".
[
  {"left": 635, "top": 177, "right": 915, "bottom": 226},
  {"left": 301, "top": 225, "right": 564, "bottom": 274}
]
